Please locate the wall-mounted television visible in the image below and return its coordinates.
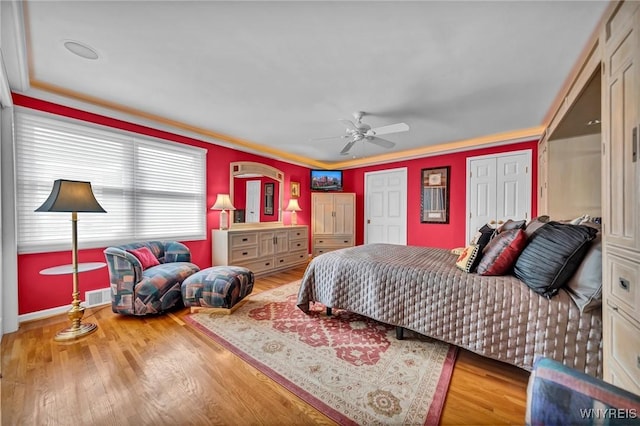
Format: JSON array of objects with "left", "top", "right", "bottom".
[{"left": 310, "top": 169, "right": 343, "bottom": 191}]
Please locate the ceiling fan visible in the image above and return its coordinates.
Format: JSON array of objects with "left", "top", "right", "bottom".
[{"left": 313, "top": 111, "right": 410, "bottom": 155}]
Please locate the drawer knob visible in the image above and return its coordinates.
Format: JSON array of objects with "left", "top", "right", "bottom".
[
  {"left": 343, "top": 240, "right": 348, "bottom": 243},
  {"left": 279, "top": 259, "right": 284, "bottom": 263},
  {"left": 619, "top": 278, "right": 630, "bottom": 291},
  {"left": 637, "top": 355, "right": 640, "bottom": 370},
  {"left": 242, "top": 238, "right": 248, "bottom": 242},
  {"left": 319, "top": 240, "right": 324, "bottom": 243},
  {"left": 242, "top": 252, "right": 248, "bottom": 256}
]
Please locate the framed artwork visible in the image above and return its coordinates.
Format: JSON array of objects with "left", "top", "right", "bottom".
[
  {"left": 291, "top": 181, "right": 300, "bottom": 198},
  {"left": 233, "top": 209, "right": 245, "bottom": 223},
  {"left": 264, "top": 182, "right": 274, "bottom": 215},
  {"left": 421, "top": 166, "right": 450, "bottom": 224}
]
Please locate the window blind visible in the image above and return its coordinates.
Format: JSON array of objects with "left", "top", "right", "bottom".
[{"left": 15, "top": 110, "right": 206, "bottom": 253}]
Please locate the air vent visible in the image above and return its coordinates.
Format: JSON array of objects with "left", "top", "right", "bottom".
[{"left": 85, "top": 288, "right": 111, "bottom": 307}]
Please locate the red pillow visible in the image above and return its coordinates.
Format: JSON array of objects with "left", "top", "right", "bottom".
[
  {"left": 477, "top": 229, "right": 527, "bottom": 276},
  {"left": 127, "top": 246, "right": 160, "bottom": 269}
]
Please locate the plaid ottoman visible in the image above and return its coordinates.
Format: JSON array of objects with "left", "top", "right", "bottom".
[{"left": 181, "top": 266, "right": 254, "bottom": 312}]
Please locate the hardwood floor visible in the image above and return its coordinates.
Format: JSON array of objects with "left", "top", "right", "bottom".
[{"left": 1, "top": 265, "right": 529, "bottom": 425}]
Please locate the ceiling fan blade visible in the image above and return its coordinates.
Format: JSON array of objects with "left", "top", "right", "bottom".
[
  {"left": 340, "top": 140, "right": 357, "bottom": 155},
  {"left": 309, "top": 135, "right": 349, "bottom": 141},
  {"left": 366, "top": 136, "right": 396, "bottom": 149},
  {"left": 367, "top": 122, "right": 409, "bottom": 136},
  {"left": 339, "top": 119, "right": 359, "bottom": 132}
]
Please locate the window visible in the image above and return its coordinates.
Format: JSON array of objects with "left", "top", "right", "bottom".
[{"left": 15, "top": 110, "right": 206, "bottom": 253}]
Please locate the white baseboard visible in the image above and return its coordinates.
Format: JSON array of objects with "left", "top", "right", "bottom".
[
  {"left": 18, "top": 304, "right": 70, "bottom": 323},
  {"left": 18, "top": 287, "right": 112, "bottom": 324}
]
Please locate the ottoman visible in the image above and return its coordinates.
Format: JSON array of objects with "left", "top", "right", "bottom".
[{"left": 181, "top": 266, "right": 254, "bottom": 313}]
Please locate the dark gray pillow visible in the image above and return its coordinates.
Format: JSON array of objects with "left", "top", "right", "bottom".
[{"left": 514, "top": 221, "right": 598, "bottom": 298}]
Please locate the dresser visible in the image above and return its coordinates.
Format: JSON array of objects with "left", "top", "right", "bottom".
[
  {"left": 311, "top": 192, "right": 355, "bottom": 256},
  {"left": 601, "top": 1, "right": 640, "bottom": 395},
  {"left": 213, "top": 225, "right": 308, "bottom": 276}
]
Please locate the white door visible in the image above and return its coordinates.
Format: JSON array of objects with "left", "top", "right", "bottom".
[
  {"left": 364, "top": 168, "right": 407, "bottom": 245},
  {"left": 466, "top": 150, "right": 531, "bottom": 244},
  {"left": 467, "top": 157, "right": 497, "bottom": 244},
  {"left": 245, "top": 180, "right": 261, "bottom": 223}
]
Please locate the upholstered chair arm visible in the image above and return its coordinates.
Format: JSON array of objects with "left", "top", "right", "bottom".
[
  {"left": 103, "top": 247, "right": 144, "bottom": 285},
  {"left": 163, "top": 241, "right": 192, "bottom": 263}
]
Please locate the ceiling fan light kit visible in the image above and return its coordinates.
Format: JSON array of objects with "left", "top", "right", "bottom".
[{"left": 313, "top": 111, "right": 410, "bottom": 156}]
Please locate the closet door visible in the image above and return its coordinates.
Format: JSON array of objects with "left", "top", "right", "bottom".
[
  {"left": 603, "top": 6, "right": 640, "bottom": 251},
  {"left": 495, "top": 153, "right": 530, "bottom": 223},
  {"left": 466, "top": 150, "right": 531, "bottom": 244},
  {"left": 468, "top": 157, "right": 497, "bottom": 244}
]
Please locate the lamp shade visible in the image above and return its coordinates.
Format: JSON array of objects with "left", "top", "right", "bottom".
[
  {"left": 35, "top": 179, "right": 106, "bottom": 213},
  {"left": 211, "top": 194, "right": 235, "bottom": 210},
  {"left": 285, "top": 199, "right": 302, "bottom": 212}
]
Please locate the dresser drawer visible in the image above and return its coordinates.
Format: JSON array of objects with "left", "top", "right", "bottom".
[
  {"left": 230, "top": 233, "right": 258, "bottom": 247},
  {"left": 608, "top": 254, "right": 640, "bottom": 321},
  {"left": 237, "top": 257, "right": 276, "bottom": 274},
  {"left": 608, "top": 306, "right": 640, "bottom": 391},
  {"left": 289, "top": 239, "right": 306, "bottom": 252},
  {"left": 276, "top": 251, "right": 308, "bottom": 267},
  {"left": 313, "top": 236, "right": 353, "bottom": 247},
  {"left": 289, "top": 228, "right": 308, "bottom": 240},
  {"left": 313, "top": 247, "right": 342, "bottom": 257},
  {"left": 230, "top": 246, "right": 259, "bottom": 263}
]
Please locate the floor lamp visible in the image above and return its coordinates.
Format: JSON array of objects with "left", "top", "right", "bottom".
[{"left": 35, "top": 179, "right": 106, "bottom": 342}]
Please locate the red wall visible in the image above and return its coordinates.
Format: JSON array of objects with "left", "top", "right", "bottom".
[
  {"left": 13, "top": 94, "right": 311, "bottom": 315},
  {"left": 343, "top": 141, "right": 538, "bottom": 249},
  {"left": 12, "top": 94, "right": 537, "bottom": 315}
]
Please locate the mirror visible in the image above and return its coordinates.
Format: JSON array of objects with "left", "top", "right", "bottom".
[{"left": 229, "top": 161, "right": 284, "bottom": 228}]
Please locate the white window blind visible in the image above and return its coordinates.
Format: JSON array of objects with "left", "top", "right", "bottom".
[{"left": 15, "top": 110, "right": 206, "bottom": 253}]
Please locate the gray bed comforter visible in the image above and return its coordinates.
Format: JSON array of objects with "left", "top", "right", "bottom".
[{"left": 296, "top": 243, "right": 602, "bottom": 377}]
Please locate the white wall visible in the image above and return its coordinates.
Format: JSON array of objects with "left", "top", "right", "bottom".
[
  {"left": 548, "top": 133, "right": 601, "bottom": 220},
  {"left": 1, "top": 0, "right": 21, "bottom": 335}
]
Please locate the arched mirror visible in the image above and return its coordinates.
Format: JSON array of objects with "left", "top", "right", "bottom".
[{"left": 229, "top": 161, "right": 284, "bottom": 228}]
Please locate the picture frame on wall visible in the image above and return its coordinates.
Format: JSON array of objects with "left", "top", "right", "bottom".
[
  {"left": 264, "top": 182, "right": 274, "bottom": 215},
  {"left": 421, "top": 166, "right": 450, "bottom": 224},
  {"left": 291, "top": 181, "right": 300, "bottom": 198}
]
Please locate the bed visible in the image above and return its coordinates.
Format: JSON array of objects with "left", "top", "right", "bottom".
[{"left": 296, "top": 243, "right": 602, "bottom": 378}]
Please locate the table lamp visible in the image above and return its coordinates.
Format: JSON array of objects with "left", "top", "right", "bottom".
[
  {"left": 285, "top": 199, "right": 302, "bottom": 226},
  {"left": 212, "top": 194, "right": 235, "bottom": 230},
  {"left": 35, "top": 179, "right": 106, "bottom": 341}
]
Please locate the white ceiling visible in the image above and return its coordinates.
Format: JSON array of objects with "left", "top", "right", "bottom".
[{"left": 7, "top": 1, "right": 609, "bottom": 167}]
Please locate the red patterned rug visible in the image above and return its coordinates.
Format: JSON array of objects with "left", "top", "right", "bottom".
[{"left": 186, "top": 281, "right": 457, "bottom": 425}]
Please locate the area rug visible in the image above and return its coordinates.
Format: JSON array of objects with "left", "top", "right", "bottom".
[{"left": 185, "top": 281, "right": 458, "bottom": 425}]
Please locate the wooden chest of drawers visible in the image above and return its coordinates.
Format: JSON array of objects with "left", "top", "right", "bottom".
[{"left": 213, "top": 225, "right": 308, "bottom": 276}]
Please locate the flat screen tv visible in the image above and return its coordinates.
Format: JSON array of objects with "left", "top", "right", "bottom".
[{"left": 310, "top": 169, "right": 343, "bottom": 191}]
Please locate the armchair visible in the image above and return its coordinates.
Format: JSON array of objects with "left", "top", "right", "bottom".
[{"left": 104, "top": 241, "right": 200, "bottom": 315}]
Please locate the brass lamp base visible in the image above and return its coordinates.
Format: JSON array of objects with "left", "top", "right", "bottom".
[
  {"left": 54, "top": 296, "right": 98, "bottom": 342},
  {"left": 54, "top": 322, "right": 98, "bottom": 341}
]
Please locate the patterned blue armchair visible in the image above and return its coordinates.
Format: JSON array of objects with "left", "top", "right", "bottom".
[
  {"left": 104, "top": 241, "right": 200, "bottom": 315},
  {"left": 526, "top": 357, "right": 640, "bottom": 425}
]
